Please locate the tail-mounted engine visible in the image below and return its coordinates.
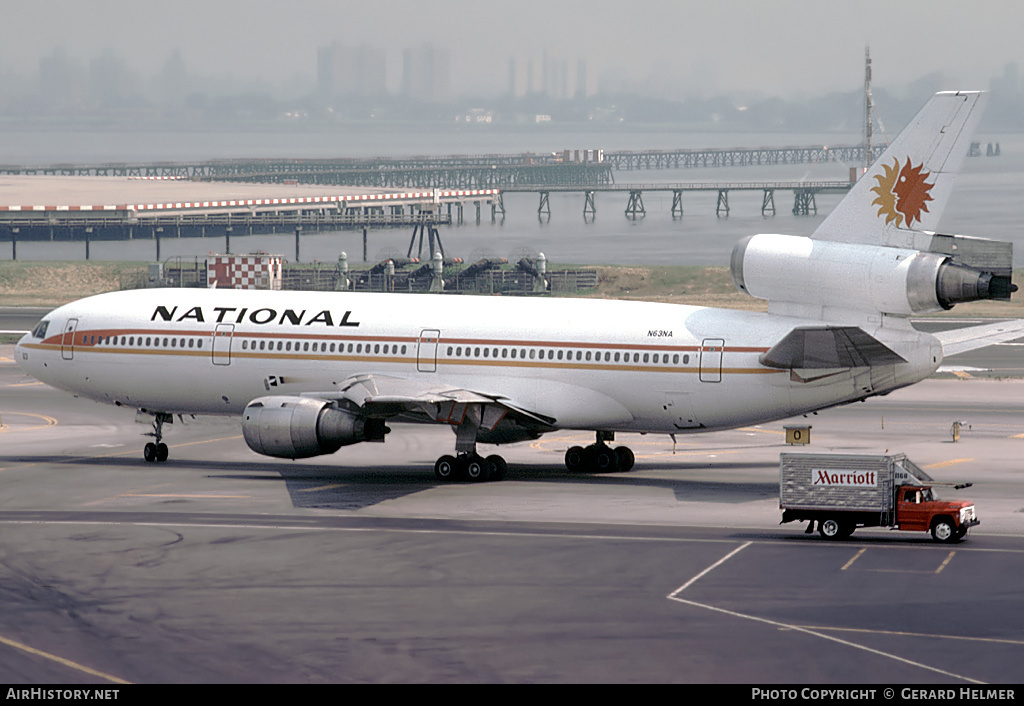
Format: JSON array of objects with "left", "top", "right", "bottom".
[
  {"left": 731, "top": 233, "right": 1015, "bottom": 315},
  {"left": 242, "top": 396, "right": 387, "bottom": 459}
]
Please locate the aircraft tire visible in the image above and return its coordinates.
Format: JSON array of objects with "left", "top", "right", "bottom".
[
  {"left": 614, "top": 446, "right": 635, "bottom": 472},
  {"left": 144, "top": 443, "right": 157, "bottom": 463},
  {"left": 486, "top": 455, "right": 507, "bottom": 481},
  {"left": 435, "top": 455, "right": 459, "bottom": 482},
  {"left": 465, "top": 454, "right": 490, "bottom": 482},
  {"left": 155, "top": 443, "right": 169, "bottom": 463},
  {"left": 592, "top": 445, "right": 618, "bottom": 473},
  {"left": 564, "top": 446, "right": 586, "bottom": 472}
]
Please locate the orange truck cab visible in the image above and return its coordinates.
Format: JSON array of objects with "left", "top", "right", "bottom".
[{"left": 894, "top": 485, "right": 978, "bottom": 542}]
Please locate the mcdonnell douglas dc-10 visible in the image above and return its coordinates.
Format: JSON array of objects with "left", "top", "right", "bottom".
[{"left": 15, "top": 92, "right": 1024, "bottom": 481}]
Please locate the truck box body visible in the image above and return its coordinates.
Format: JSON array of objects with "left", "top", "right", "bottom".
[{"left": 780, "top": 453, "right": 933, "bottom": 519}]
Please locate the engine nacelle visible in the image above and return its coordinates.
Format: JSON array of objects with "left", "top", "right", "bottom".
[
  {"left": 242, "top": 396, "right": 386, "bottom": 459},
  {"left": 731, "top": 234, "right": 1014, "bottom": 315}
]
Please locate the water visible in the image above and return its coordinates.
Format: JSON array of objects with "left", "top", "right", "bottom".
[{"left": 1, "top": 128, "right": 1021, "bottom": 266}]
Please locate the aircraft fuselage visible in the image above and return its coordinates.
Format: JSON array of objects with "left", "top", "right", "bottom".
[{"left": 15, "top": 288, "right": 941, "bottom": 436}]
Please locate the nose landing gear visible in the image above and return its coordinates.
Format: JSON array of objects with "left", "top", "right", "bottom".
[
  {"left": 141, "top": 411, "right": 173, "bottom": 463},
  {"left": 143, "top": 441, "right": 168, "bottom": 463}
]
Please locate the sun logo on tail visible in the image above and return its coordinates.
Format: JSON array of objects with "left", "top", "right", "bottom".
[{"left": 870, "top": 157, "right": 935, "bottom": 227}]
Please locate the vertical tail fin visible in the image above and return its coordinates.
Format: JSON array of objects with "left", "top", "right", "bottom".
[{"left": 813, "top": 91, "right": 987, "bottom": 247}]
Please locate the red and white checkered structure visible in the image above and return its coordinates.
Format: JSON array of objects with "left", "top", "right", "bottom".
[{"left": 206, "top": 254, "right": 282, "bottom": 290}]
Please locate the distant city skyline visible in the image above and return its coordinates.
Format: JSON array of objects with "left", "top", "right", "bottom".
[
  {"left": 8, "top": 38, "right": 1022, "bottom": 105},
  {"left": 2, "top": 0, "right": 1023, "bottom": 101}
]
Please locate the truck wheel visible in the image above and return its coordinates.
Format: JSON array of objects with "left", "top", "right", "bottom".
[
  {"left": 931, "top": 519, "right": 958, "bottom": 543},
  {"left": 819, "top": 518, "right": 843, "bottom": 540}
]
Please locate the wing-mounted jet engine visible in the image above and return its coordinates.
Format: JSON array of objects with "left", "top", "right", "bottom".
[{"left": 241, "top": 396, "right": 387, "bottom": 459}]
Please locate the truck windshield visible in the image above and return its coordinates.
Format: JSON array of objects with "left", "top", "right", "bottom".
[{"left": 902, "top": 488, "right": 934, "bottom": 503}]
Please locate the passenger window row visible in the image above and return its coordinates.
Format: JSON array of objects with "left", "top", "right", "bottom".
[
  {"left": 81, "top": 334, "right": 203, "bottom": 349},
  {"left": 444, "top": 345, "right": 692, "bottom": 365},
  {"left": 240, "top": 340, "right": 409, "bottom": 356},
  {"left": 70, "top": 333, "right": 694, "bottom": 367}
]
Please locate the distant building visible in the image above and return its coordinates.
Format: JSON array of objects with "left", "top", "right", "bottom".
[
  {"left": 542, "top": 52, "right": 571, "bottom": 99},
  {"left": 402, "top": 44, "right": 450, "bottom": 103},
  {"left": 317, "top": 42, "right": 387, "bottom": 98},
  {"left": 156, "top": 49, "right": 189, "bottom": 106},
  {"left": 39, "top": 48, "right": 86, "bottom": 108},
  {"left": 517, "top": 51, "right": 583, "bottom": 99},
  {"left": 89, "top": 52, "right": 138, "bottom": 106},
  {"left": 991, "top": 62, "right": 1020, "bottom": 97}
]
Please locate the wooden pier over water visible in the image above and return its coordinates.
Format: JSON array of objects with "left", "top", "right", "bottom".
[
  {"left": 0, "top": 158, "right": 615, "bottom": 189},
  {"left": 0, "top": 143, "right": 874, "bottom": 262},
  {"left": 0, "top": 143, "right": 879, "bottom": 189},
  {"left": 499, "top": 180, "right": 853, "bottom": 219},
  {"left": 603, "top": 145, "right": 880, "bottom": 171}
]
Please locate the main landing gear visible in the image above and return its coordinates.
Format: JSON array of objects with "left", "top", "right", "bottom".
[
  {"left": 433, "top": 406, "right": 508, "bottom": 483},
  {"left": 142, "top": 412, "right": 173, "bottom": 463},
  {"left": 434, "top": 452, "right": 507, "bottom": 483},
  {"left": 564, "top": 432, "right": 635, "bottom": 474}
]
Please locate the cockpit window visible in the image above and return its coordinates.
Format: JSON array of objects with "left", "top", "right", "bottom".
[{"left": 31, "top": 320, "right": 49, "bottom": 339}]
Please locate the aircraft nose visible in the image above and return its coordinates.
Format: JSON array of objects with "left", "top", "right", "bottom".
[{"left": 14, "top": 332, "right": 33, "bottom": 371}]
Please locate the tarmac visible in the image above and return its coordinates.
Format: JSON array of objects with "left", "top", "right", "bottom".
[{"left": 2, "top": 338, "right": 1024, "bottom": 683}]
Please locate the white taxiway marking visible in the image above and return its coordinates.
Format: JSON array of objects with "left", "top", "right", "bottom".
[{"left": 666, "top": 542, "right": 985, "bottom": 684}]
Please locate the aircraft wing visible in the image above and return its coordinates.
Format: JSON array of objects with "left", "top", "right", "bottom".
[
  {"left": 933, "top": 319, "right": 1024, "bottom": 357},
  {"left": 314, "top": 373, "right": 559, "bottom": 430},
  {"left": 339, "top": 373, "right": 494, "bottom": 410}
]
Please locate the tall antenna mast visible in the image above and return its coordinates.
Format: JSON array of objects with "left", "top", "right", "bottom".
[{"left": 864, "top": 45, "right": 874, "bottom": 172}]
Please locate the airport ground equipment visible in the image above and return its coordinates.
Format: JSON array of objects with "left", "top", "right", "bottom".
[{"left": 779, "top": 453, "right": 979, "bottom": 542}]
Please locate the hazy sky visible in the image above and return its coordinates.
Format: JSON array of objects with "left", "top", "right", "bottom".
[{"left": 3, "top": 0, "right": 1021, "bottom": 97}]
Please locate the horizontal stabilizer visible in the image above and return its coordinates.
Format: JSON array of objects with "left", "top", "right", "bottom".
[
  {"left": 760, "top": 326, "right": 906, "bottom": 369},
  {"left": 934, "top": 319, "right": 1024, "bottom": 357}
]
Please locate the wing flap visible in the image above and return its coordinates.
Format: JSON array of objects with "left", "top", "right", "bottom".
[
  {"left": 339, "top": 374, "right": 494, "bottom": 406},
  {"left": 327, "top": 373, "right": 558, "bottom": 428}
]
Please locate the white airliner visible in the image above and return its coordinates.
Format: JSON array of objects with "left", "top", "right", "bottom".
[{"left": 14, "top": 91, "right": 1024, "bottom": 481}]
